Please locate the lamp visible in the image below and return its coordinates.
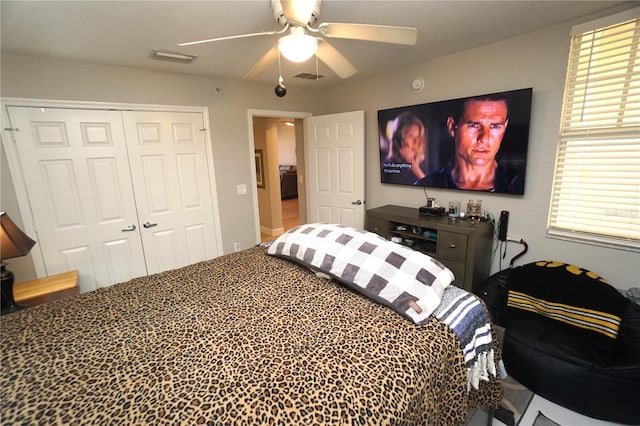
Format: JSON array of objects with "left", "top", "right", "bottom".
[
  {"left": 278, "top": 26, "right": 318, "bottom": 63},
  {"left": 1, "top": 212, "right": 36, "bottom": 315}
]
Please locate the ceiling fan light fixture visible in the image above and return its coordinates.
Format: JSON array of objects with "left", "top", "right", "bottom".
[{"left": 278, "top": 27, "right": 318, "bottom": 62}]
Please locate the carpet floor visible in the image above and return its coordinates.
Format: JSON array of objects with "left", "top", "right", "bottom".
[
  {"left": 466, "top": 378, "right": 626, "bottom": 426},
  {"left": 499, "top": 375, "right": 534, "bottom": 424}
]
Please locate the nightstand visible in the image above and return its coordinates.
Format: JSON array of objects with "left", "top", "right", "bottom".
[{"left": 13, "top": 270, "right": 79, "bottom": 307}]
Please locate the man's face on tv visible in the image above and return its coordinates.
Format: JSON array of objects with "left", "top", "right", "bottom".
[{"left": 449, "top": 99, "right": 509, "bottom": 167}]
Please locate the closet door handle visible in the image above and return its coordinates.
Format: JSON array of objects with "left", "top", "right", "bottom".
[
  {"left": 121, "top": 224, "right": 137, "bottom": 232},
  {"left": 143, "top": 222, "right": 158, "bottom": 229},
  {"left": 351, "top": 200, "right": 363, "bottom": 205}
]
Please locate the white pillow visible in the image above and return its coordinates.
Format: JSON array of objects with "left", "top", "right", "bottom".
[{"left": 267, "top": 223, "right": 454, "bottom": 325}]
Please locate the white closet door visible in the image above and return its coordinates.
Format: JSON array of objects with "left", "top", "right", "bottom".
[
  {"left": 122, "top": 111, "right": 219, "bottom": 274},
  {"left": 7, "top": 106, "right": 148, "bottom": 292}
]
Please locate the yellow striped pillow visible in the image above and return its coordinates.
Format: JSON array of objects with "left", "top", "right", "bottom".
[
  {"left": 506, "top": 261, "right": 629, "bottom": 341},
  {"left": 507, "top": 289, "right": 622, "bottom": 338}
]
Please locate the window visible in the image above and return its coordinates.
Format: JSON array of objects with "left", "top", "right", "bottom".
[{"left": 548, "top": 9, "right": 640, "bottom": 251}]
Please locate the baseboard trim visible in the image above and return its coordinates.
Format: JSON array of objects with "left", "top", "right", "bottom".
[{"left": 260, "top": 225, "right": 285, "bottom": 237}]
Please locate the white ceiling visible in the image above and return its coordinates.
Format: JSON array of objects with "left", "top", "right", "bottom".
[{"left": 1, "top": 1, "right": 631, "bottom": 89}]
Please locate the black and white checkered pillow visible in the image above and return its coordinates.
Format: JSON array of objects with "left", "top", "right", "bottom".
[{"left": 267, "top": 223, "right": 454, "bottom": 325}]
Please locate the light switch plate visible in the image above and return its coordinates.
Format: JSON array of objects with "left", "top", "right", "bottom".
[{"left": 236, "top": 184, "right": 247, "bottom": 195}]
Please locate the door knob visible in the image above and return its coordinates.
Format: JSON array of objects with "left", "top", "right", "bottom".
[
  {"left": 121, "top": 224, "right": 136, "bottom": 232},
  {"left": 351, "top": 200, "right": 363, "bottom": 205},
  {"left": 143, "top": 222, "right": 158, "bottom": 228}
]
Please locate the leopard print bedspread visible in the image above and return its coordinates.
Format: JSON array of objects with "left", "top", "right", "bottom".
[{"left": 1, "top": 247, "right": 502, "bottom": 425}]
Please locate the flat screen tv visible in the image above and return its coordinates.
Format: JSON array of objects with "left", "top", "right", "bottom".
[{"left": 378, "top": 88, "right": 532, "bottom": 195}]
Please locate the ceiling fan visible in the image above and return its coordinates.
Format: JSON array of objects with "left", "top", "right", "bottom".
[{"left": 178, "top": 0, "right": 417, "bottom": 80}]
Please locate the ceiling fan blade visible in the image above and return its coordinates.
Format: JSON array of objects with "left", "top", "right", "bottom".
[
  {"left": 281, "top": 0, "right": 316, "bottom": 27},
  {"left": 244, "top": 44, "right": 280, "bottom": 80},
  {"left": 315, "top": 40, "right": 357, "bottom": 79},
  {"left": 178, "top": 30, "right": 283, "bottom": 47},
  {"left": 318, "top": 23, "right": 417, "bottom": 45}
]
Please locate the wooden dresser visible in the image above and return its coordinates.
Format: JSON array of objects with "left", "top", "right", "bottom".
[{"left": 366, "top": 205, "right": 493, "bottom": 292}]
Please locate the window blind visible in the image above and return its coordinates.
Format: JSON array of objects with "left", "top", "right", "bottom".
[{"left": 548, "top": 11, "right": 640, "bottom": 251}]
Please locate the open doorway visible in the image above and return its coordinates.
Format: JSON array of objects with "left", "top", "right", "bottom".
[{"left": 248, "top": 110, "right": 311, "bottom": 243}]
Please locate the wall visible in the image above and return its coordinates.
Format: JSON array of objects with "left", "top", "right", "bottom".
[
  {"left": 293, "top": 119, "right": 307, "bottom": 224},
  {"left": 277, "top": 122, "right": 297, "bottom": 166},
  {"left": 253, "top": 118, "right": 273, "bottom": 236},
  {"left": 264, "top": 119, "right": 285, "bottom": 235},
  {"left": 318, "top": 17, "right": 639, "bottom": 289},
  {"left": 1, "top": 53, "right": 322, "bottom": 281},
  {"left": 254, "top": 118, "right": 300, "bottom": 237}
]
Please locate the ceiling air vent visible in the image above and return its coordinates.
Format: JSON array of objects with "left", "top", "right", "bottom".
[
  {"left": 150, "top": 49, "right": 198, "bottom": 64},
  {"left": 293, "top": 72, "right": 324, "bottom": 80}
]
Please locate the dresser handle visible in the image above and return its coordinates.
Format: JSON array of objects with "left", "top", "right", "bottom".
[{"left": 449, "top": 243, "right": 456, "bottom": 248}]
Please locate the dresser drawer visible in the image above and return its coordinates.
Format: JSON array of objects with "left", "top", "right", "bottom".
[
  {"left": 438, "top": 259, "right": 466, "bottom": 288},
  {"left": 366, "top": 217, "right": 389, "bottom": 237},
  {"left": 437, "top": 231, "right": 468, "bottom": 262}
]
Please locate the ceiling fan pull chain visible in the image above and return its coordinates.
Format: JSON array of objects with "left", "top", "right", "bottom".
[
  {"left": 315, "top": 52, "right": 319, "bottom": 81},
  {"left": 274, "top": 51, "right": 287, "bottom": 97}
]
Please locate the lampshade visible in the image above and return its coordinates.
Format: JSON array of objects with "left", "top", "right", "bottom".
[
  {"left": 0, "top": 212, "right": 36, "bottom": 260},
  {"left": 278, "top": 26, "right": 318, "bottom": 63}
]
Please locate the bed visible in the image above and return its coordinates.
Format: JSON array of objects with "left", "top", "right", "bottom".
[{"left": 1, "top": 225, "right": 502, "bottom": 425}]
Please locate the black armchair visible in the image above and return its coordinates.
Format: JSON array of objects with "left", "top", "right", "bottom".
[{"left": 478, "top": 261, "right": 640, "bottom": 425}]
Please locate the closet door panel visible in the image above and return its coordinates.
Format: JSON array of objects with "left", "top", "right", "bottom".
[
  {"left": 140, "top": 155, "right": 171, "bottom": 213},
  {"left": 149, "top": 229, "right": 179, "bottom": 272},
  {"left": 7, "top": 107, "right": 148, "bottom": 292},
  {"left": 123, "top": 111, "right": 219, "bottom": 275},
  {"left": 185, "top": 224, "right": 207, "bottom": 263},
  {"left": 39, "top": 159, "right": 84, "bottom": 229},
  {"left": 103, "top": 238, "right": 144, "bottom": 285},
  {"left": 87, "top": 157, "right": 128, "bottom": 223},
  {"left": 176, "top": 153, "right": 201, "bottom": 208}
]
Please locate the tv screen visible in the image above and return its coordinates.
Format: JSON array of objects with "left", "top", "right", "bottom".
[{"left": 378, "top": 88, "right": 532, "bottom": 195}]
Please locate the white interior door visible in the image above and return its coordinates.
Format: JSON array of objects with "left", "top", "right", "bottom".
[
  {"left": 6, "top": 106, "right": 148, "bottom": 292},
  {"left": 304, "top": 111, "right": 365, "bottom": 228},
  {"left": 122, "top": 111, "right": 219, "bottom": 274}
]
